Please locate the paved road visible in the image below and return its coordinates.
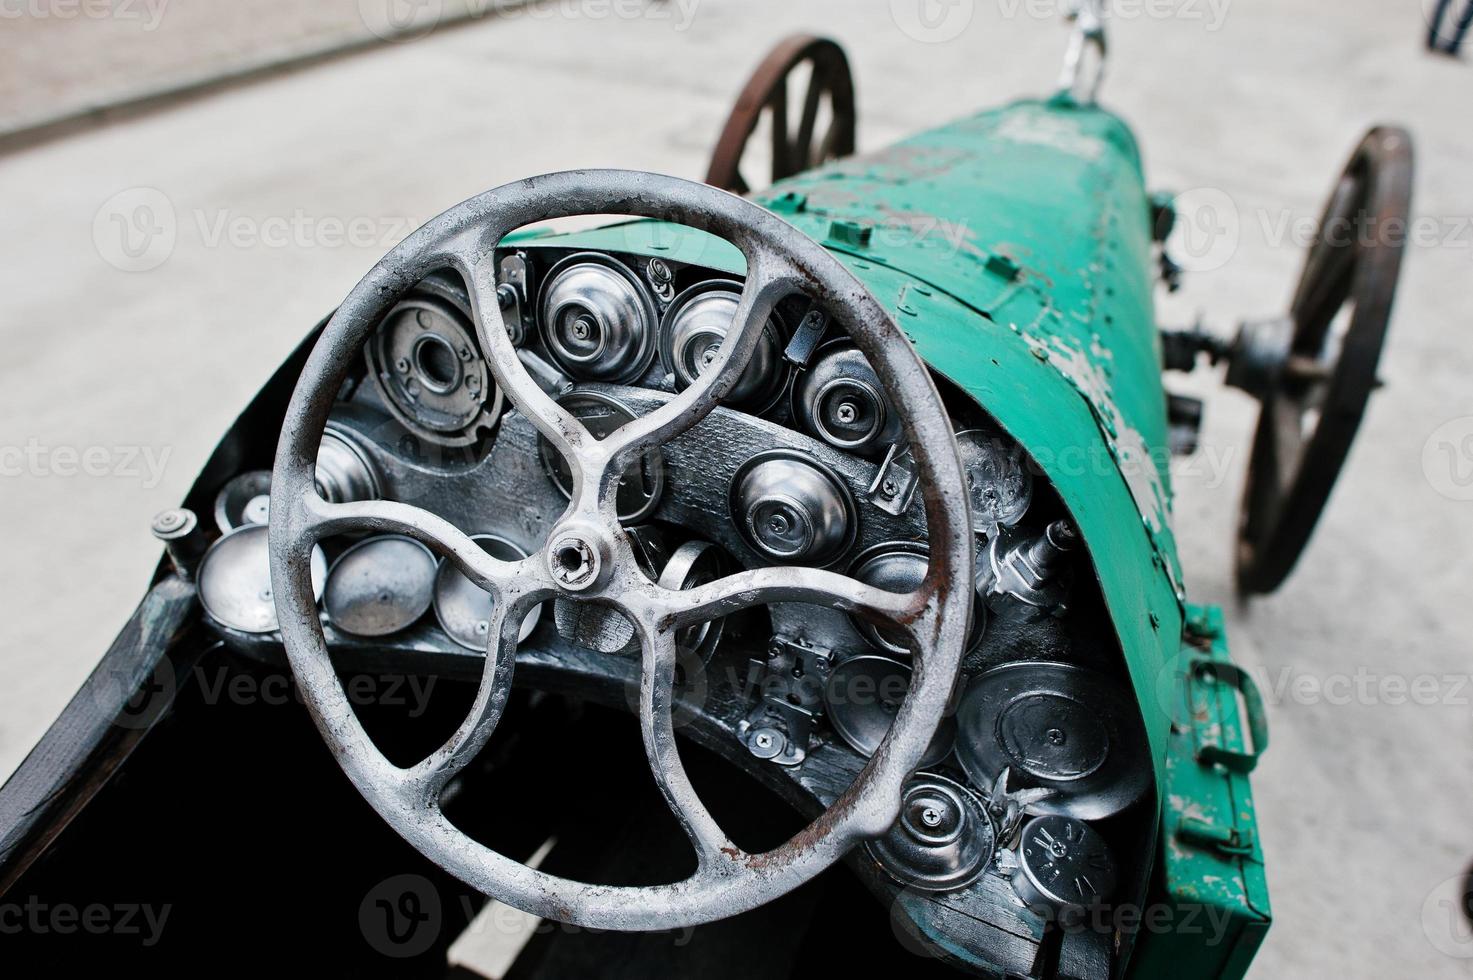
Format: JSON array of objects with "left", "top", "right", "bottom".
[{"left": 1, "top": 1, "right": 1470, "bottom": 975}]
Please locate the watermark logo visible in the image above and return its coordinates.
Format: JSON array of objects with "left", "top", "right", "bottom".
[
  {"left": 358, "top": 0, "right": 444, "bottom": 41},
  {"left": 361, "top": 873, "right": 443, "bottom": 958},
  {"left": 1166, "top": 187, "right": 1240, "bottom": 274},
  {"left": 0, "top": 897, "right": 172, "bottom": 946},
  {"left": 0, "top": 439, "right": 173, "bottom": 488},
  {"left": 92, "top": 187, "right": 419, "bottom": 272},
  {"left": 0, "top": 0, "right": 170, "bottom": 30},
  {"left": 891, "top": 0, "right": 976, "bottom": 43},
  {"left": 1423, "top": 873, "right": 1473, "bottom": 959},
  {"left": 994, "top": 0, "right": 1232, "bottom": 32},
  {"left": 93, "top": 187, "right": 176, "bottom": 273},
  {"left": 1423, "top": 417, "right": 1473, "bottom": 502}
]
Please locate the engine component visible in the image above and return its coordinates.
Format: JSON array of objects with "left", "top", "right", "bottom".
[
  {"left": 659, "top": 280, "right": 789, "bottom": 413},
  {"left": 657, "top": 539, "right": 735, "bottom": 661},
  {"left": 367, "top": 293, "right": 502, "bottom": 447},
  {"left": 955, "top": 661, "right": 1151, "bottom": 822},
  {"left": 540, "top": 390, "right": 665, "bottom": 524},
  {"left": 323, "top": 535, "right": 439, "bottom": 638},
  {"left": 538, "top": 253, "right": 657, "bottom": 384},
  {"left": 151, "top": 508, "right": 209, "bottom": 580},
  {"left": 198, "top": 524, "right": 326, "bottom": 634},
  {"left": 955, "top": 429, "right": 1033, "bottom": 532},
  {"left": 433, "top": 534, "right": 540, "bottom": 651},
  {"left": 978, "top": 520, "right": 1076, "bottom": 615},
  {"left": 824, "top": 654, "right": 956, "bottom": 766},
  {"left": 739, "top": 634, "right": 833, "bottom": 767},
  {"left": 316, "top": 427, "right": 383, "bottom": 506},
  {"left": 866, "top": 773, "right": 995, "bottom": 894},
  {"left": 848, "top": 544, "right": 985, "bottom": 656},
  {"left": 791, "top": 340, "right": 902, "bottom": 457},
  {"left": 1011, "top": 814, "right": 1117, "bottom": 922},
  {"left": 730, "top": 449, "right": 855, "bottom": 566},
  {"left": 213, "top": 470, "right": 274, "bottom": 532}
]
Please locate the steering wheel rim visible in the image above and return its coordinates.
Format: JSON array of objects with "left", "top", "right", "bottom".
[{"left": 268, "top": 170, "right": 974, "bottom": 930}]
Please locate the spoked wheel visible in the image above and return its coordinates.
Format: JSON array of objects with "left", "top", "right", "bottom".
[
  {"left": 1234, "top": 127, "right": 1414, "bottom": 594},
  {"left": 706, "top": 34, "right": 857, "bottom": 195}
]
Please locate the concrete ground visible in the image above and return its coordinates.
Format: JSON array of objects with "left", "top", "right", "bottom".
[{"left": 1, "top": 0, "right": 1470, "bottom": 975}]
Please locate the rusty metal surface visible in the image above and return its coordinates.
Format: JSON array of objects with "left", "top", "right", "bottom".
[
  {"left": 706, "top": 34, "right": 857, "bottom": 195},
  {"left": 1236, "top": 127, "right": 1414, "bottom": 594},
  {"left": 267, "top": 170, "right": 975, "bottom": 930}
]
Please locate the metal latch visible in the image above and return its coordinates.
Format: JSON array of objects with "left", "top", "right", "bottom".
[{"left": 1177, "top": 816, "right": 1257, "bottom": 858}]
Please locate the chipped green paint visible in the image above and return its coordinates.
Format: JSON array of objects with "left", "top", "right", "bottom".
[{"left": 1131, "top": 605, "right": 1271, "bottom": 978}]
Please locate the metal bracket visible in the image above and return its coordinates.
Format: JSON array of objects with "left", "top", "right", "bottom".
[
  {"left": 866, "top": 443, "right": 919, "bottom": 516},
  {"left": 737, "top": 634, "right": 834, "bottom": 767},
  {"left": 783, "top": 307, "right": 828, "bottom": 368},
  {"left": 497, "top": 252, "right": 534, "bottom": 345}
]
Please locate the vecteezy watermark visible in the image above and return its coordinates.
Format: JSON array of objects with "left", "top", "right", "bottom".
[
  {"left": 99, "top": 664, "right": 441, "bottom": 733},
  {"left": 0, "top": 0, "right": 169, "bottom": 29},
  {"left": 358, "top": 0, "right": 701, "bottom": 43},
  {"left": 0, "top": 897, "right": 172, "bottom": 946},
  {"left": 93, "top": 187, "right": 418, "bottom": 272},
  {"left": 994, "top": 0, "right": 1232, "bottom": 31},
  {"left": 360, "top": 873, "right": 697, "bottom": 958},
  {"left": 93, "top": 187, "right": 176, "bottom": 273},
  {"left": 1164, "top": 187, "right": 1241, "bottom": 274},
  {"left": 361, "top": 874, "right": 444, "bottom": 958},
  {"left": 1423, "top": 873, "right": 1473, "bottom": 959},
  {"left": 0, "top": 439, "right": 172, "bottom": 488},
  {"left": 891, "top": 0, "right": 976, "bottom": 43},
  {"left": 1423, "top": 417, "right": 1473, "bottom": 502}
]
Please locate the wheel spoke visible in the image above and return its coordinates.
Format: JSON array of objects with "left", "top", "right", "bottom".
[
  {"left": 795, "top": 68, "right": 825, "bottom": 170},
  {"left": 768, "top": 76, "right": 791, "bottom": 180},
  {"left": 602, "top": 257, "right": 793, "bottom": 477},
  {"left": 303, "top": 495, "right": 524, "bottom": 595},
  {"left": 634, "top": 623, "right": 739, "bottom": 869}
]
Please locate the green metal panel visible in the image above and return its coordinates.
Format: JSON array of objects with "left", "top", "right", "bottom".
[{"left": 1129, "top": 605, "right": 1272, "bottom": 978}]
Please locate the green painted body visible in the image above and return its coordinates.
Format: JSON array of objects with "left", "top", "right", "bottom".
[{"left": 519, "top": 97, "right": 1269, "bottom": 977}]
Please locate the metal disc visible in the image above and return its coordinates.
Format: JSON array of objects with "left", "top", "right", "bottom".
[
  {"left": 955, "top": 662, "right": 1150, "bottom": 821},
  {"left": 433, "top": 534, "right": 540, "bottom": 651},
  {"left": 198, "top": 524, "right": 326, "bottom": 634},
  {"left": 367, "top": 291, "right": 501, "bottom": 446},
  {"left": 955, "top": 429, "right": 1033, "bottom": 532},
  {"left": 659, "top": 280, "right": 790, "bottom": 413},
  {"left": 706, "top": 34, "right": 857, "bottom": 195},
  {"left": 729, "top": 449, "right": 856, "bottom": 567},
  {"left": 657, "top": 539, "right": 735, "bottom": 661},
  {"left": 324, "top": 535, "right": 439, "bottom": 638},
  {"left": 865, "top": 772, "right": 994, "bottom": 894},
  {"left": 824, "top": 654, "right": 956, "bottom": 766},
  {"left": 538, "top": 253, "right": 657, "bottom": 384},
  {"left": 1013, "top": 814, "right": 1117, "bottom": 917},
  {"left": 791, "top": 341, "right": 902, "bottom": 458},
  {"left": 213, "top": 470, "right": 274, "bottom": 532},
  {"left": 539, "top": 390, "right": 664, "bottom": 524}
]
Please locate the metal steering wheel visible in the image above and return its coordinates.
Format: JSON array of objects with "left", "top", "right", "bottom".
[{"left": 268, "top": 171, "right": 974, "bottom": 930}]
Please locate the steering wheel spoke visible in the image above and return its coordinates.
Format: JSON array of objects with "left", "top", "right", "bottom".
[
  {"left": 633, "top": 624, "right": 742, "bottom": 871},
  {"left": 301, "top": 495, "right": 529, "bottom": 597},
  {"left": 409, "top": 589, "right": 546, "bottom": 799},
  {"left": 649, "top": 565, "right": 922, "bottom": 635},
  {"left": 604, "top": 255, "right": 794, "bottom": 477}
]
